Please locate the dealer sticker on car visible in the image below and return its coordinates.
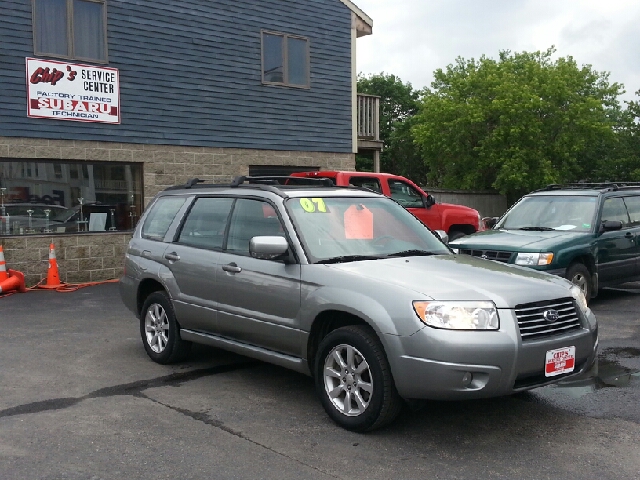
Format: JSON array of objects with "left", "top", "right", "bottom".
[{"left": 545, "top": 346, "right": 576, "bottom": 377}]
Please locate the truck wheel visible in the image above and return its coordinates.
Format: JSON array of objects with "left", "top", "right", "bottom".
[
  {"left": 448, "top": 231, "right": 466, "bottom": 241},
  {"left": 315, "top": 325, "right": 403, "bottom": 432},
  {"left": 566, "top": 263, "right": 592, "bottom": 301}
]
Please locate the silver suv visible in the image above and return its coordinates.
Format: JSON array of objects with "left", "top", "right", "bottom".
[{"left": 120, "top": 177, "right": 598, "bottom": 431}]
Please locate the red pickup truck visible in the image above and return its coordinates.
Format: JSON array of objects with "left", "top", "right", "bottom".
[{"left": 289, "top": 171, "right": 483, "bottom": 240}]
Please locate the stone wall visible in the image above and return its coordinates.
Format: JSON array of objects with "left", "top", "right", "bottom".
[
  {"left": 0, "top": 136, "right": 355, "bottom": 283},
  {"left": 0, "top": 233, "right": 131, "bottom": 287}
]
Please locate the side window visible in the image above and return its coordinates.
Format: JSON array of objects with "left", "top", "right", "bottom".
[
  {"left": 601, "top": 197, "right": 630, "bottom": 227},
  {"left": 177, "top": 197, "right": 234, "bottom": 250},
  {"left": 388, "top": 180, "right": 424, "bottom": 208},
  {"left": 348, "top": 177, "right": 382, "bottom": 194},
  {"left": 226, "top": 199, "right": 284, "bottom": 255},
  {"left": 141, "top": 197, "right": 186, "bottom": 241},
  {"left": 623, "top": 196, "right": 640, "bottom": 227}
]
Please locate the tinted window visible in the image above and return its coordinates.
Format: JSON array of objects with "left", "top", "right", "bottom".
[
  {"left": 178, "top": 197, "right": 233, "bottom": 250},
  {"left": 348, "top": 177, "right": 382, "bottom": 194},
  {"left": 601, "top": 197, "right": 630, "bottom": 227},
  {"left": 388, "top": 180, "right": 423, "bottom": 208},
  {"left": 142, "top": 197, "right": 186, "bottom": 241},
  {"left": 623, "top": 196, "right": 640, "bottom": 226},
  {"left": 226, "top": 199, "right": 284, "bottom": 255}
]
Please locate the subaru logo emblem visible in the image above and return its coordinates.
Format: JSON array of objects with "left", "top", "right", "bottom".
[{"left": 543, "top": 309, "right": 559, "bottom": 323}]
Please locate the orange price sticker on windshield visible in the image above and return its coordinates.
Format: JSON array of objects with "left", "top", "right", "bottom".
[{"left": 344, "top": 204, "right": 373, "bottom": 239}]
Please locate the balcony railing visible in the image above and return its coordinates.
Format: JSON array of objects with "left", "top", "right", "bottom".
[{"left": 357, "top": 94, "right": 380, "bottom": 141}]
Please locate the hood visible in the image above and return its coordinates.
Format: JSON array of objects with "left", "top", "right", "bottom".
[
  {"left": 326, "top": 254, "right": 573, "bottom": 309},
  {"left": 438, "top": 202, "right": 478, "bottom": 215},
  {"left": 449, "top": 228, "right": 588, "bottom": 251}
]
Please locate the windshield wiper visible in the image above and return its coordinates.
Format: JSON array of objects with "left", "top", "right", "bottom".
[
  {"left": 518, "top": 226, "right": 556, "bottom": 231},
  {"left": 384, "top": 249, "right": 439, "bottom": 258},
  {"left": 316, "top": 255, "right": 384, "bottom": 264}
]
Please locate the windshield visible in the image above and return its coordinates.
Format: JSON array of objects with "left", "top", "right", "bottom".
[
  {"left": 286, "top": 196, "right": 451, "bottom": 263},
  {"left": 497, "top": 195, "right": 597, "bottom": 232}
]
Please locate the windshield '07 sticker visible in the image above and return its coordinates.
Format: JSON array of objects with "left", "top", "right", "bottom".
[{"left": 300, "top": 198, "right": 327, "bottom": 213}]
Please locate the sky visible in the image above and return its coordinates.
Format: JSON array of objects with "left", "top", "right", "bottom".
[{"left": 355, "top": 0, "right": 640, "bottom": 103}]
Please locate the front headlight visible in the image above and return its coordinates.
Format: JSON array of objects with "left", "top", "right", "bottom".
[
  {"left": 570, "top": 285, "right": 589, "bottom": 314},
  {"left": 515, "top": 252, "right": 554, "bottom": 266},
  {"left": 412, "top": 301, "right": 499, "bottom": 330}
]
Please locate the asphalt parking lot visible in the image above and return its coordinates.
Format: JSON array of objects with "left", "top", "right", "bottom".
[{"left": 1, "top": 282, "right": 639, "bottom": 480}]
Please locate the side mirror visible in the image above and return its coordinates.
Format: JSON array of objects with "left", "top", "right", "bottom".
[
  {"left": 434, "top": 230, "right": 448, "bottom": 244},
  {"left": 424, "top": 194, "right": 436, "bottom": 208},
  {"left": 599, "top": 220, "right": 623, "bottom": 233},
  {"left": 483, "top": 216, "right": 499, "bottom": 229},
  {"left": 250, "top": 236, "right": 289, "bottom": 260}
]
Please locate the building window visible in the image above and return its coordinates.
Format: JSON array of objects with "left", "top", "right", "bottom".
[
  {"left": 261, "top": 31, "right": 309, "bottom": 88},
  {"left": 0, "top": 160, "right": 142, "bottom": 236},
  {"left": 33, "top": 0, "right": 108, "bottom": 63}
]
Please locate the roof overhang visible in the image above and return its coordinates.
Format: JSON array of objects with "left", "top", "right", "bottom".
[{"left": 338, "top": 0, "right": 373, "bottom": 37}]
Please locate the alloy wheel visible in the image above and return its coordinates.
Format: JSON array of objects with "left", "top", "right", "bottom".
[
  {"left": 144, "top": 303, "right": 170, "bottom": 354},
  {"left": 323, "top": 344, "right": 373, "bottom": 417}
]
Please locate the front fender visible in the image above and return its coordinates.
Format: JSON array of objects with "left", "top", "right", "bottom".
[
  {"left": 298, "top": 286, "right": 421, "bottom": 338},
  {"left": 554, "top": 241, "right": 597, "bottom": 272}
]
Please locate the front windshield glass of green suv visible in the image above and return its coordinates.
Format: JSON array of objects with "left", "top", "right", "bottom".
[
  {"left": 286, "top": 196, "right": 451, "bottom": 263},
  {"left": 497, "top": 195, "right": 598, "bottom": 232}
]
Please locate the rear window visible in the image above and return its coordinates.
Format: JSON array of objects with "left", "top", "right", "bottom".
[{"left": 142, "top": 196, "right": 187, "bottom": 241}]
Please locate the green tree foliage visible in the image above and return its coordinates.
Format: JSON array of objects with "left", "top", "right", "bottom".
[
  {"left": 412, "top": 48, "right": 624, "bottom": 201},
  {"left": 595, "top": 91, "right": 640, "bottom": 182},
  {"left": 356, "top": 73, "right": 426, "bottom": 183}
]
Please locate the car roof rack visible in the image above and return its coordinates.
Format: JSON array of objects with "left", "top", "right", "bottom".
[
  {"left": 535, "top": 182, "right": 640, "bottom": 193},
  {"left": 230, "top": 175, "right": 335, "bottom": 187},
  {"left": 163, "top": 175, "right": 338, "bottom": 196}
]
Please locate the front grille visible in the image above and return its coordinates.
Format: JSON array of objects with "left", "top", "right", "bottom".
[
  {"left": 459, "top": 248, "right": 513, "bottom": 263},
  {"left": 515, "top": 298, "right": 582, "bottom": 341}
]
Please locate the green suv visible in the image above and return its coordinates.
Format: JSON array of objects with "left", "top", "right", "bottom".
[{"left": 450, "top": 183, "right": 640, "bottom": 301}]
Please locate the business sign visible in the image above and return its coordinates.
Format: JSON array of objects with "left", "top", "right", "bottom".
[{"left": 26, "top": 57, "right": 120, "bottom": 124}]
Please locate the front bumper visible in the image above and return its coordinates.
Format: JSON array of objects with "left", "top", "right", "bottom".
[{"left": 385, "top": 308, "right": 598, "bottom": 400}]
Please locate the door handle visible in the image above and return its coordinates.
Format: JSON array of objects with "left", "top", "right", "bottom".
[
  {"left": 142, "top": 250, "right": 151, "bottom": 258},
  {"left": 624, "top": 232, "right": 634, "bottom": 238},
  {"left": 164, "top": 252, "right": 181, "bottom": 262},
  {"left": 222, "top": 263, "right": 242, "bottom": 273}
]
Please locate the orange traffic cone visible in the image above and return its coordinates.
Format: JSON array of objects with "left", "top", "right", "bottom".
[
  {"left": 40, "top": 243, "right": 63, "bottom": 289},
  {"left": 0, "top": 269, "right": 26, "bottom": 294},
  {"left": 0, "top": 246, "right": 8, "bottom": 282}
]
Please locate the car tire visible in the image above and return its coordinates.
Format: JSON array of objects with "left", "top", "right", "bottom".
[
  {"left": 140, "top": 291, "right": 191, "bottom": 364},
  {"left": 315, "top": 325, "right": 403, "bottom": 432},
  {"left": 566, "top": 263, "right": 592, "bottom": 301},
  {"left": 448, "top": 231, "right": 466, "bottom": 242}
]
